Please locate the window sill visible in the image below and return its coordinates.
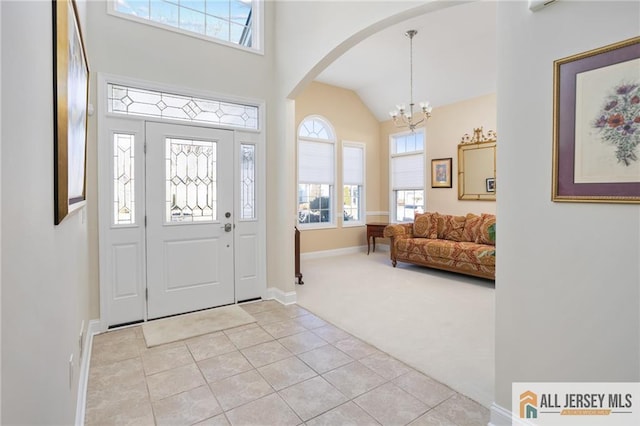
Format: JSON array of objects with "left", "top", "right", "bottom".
[{"left": 298, "top": 223, "right": 337, "bottom": 231}]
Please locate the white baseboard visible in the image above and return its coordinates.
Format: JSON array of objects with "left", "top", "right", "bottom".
[
  {"left": 301, "top": 244, "right": 389, "bottom": 260},
  {"left": 75, "top": 319, "right": 101, "bottom": 426},
  {"left": 490, "top": 402, "right": 533, "bottom": 426},
  {"left": 266, "top": 287, "right": 297, "bottom": 305}
]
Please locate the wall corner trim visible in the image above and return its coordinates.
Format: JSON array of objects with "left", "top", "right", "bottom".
[
  {"left": 75, "top": 319, "right": 101, "bottom": 426},
  {"left": 266, "top": 287, "right": 297, "bottom": 305}
]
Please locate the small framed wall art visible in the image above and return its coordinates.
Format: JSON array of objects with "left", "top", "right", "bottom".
[
  {"left": 486, "top": 178, "right": 495, "bottom": 193},
  {"left": 431, "top": 157, "right": 453, "bottom": 188},
  {"left": 552, "top": 36, "right": 640, "bottom": 203}
]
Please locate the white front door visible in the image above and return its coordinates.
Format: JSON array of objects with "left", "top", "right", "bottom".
[{"left": 145, "top": 122, "right": 235, "bottom": 319}]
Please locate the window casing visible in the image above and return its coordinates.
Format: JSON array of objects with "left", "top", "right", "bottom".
[
  {"left": 297, "top": 117, "right": 336, "bottom": 229},
  {"left": 342, "top": 142, "right": 365, "bottom": 225},
  {"left": 390, "top": 130, "right": 425, "bottom": 222},
  {"left": 108, "top": 0, "right": 262, "bottom": 53}
]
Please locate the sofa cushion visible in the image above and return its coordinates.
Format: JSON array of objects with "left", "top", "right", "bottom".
[
  {"left": 413, "top": 212, "right": 438, "bottom": 238},
  {"left": 477, "top": 214, "right": 496, "bottom": 245},
  {"left": 462, "top": 213, "right": 484, "bottom": 243},
  {"left": 439, "top": 214, "right": 466, "bottom": 241}
]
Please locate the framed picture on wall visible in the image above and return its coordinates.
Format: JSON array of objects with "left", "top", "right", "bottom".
[
  {"left": 431, "top": 158, "right": 452, "bottom": 188},
  {"left": 53, "top": 0, "right": 90, "bottom": 224},
  {"left": 486, "top": 178, "right": 495, "bottom": 193},
  {"left": 552, "top": 36, "right": 640, "bottom": 203}
]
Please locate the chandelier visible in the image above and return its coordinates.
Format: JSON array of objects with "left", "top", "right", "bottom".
[{"left": 389, "top": 30, "right": 432, "bottom": 131}]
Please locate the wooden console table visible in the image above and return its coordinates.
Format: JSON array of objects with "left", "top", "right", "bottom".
[{"left": 366, "top": 223, "right": 389, "bottom": 255}]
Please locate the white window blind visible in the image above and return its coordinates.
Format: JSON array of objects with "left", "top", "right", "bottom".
[
  {"left": 343, "top": 145, "right": 363, "bottom": 185},
  {"left": 392, "top": 154, "right": 424, "bottom": 189},
  {"left": 298, "top": 140, "right": 334, "bottom": 184}
]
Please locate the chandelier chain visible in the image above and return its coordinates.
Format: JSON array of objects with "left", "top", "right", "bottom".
[
  {"left": 390, "top": 29, "right": 432, "bottom": 132},
  {"left": 409, "top": 30, "right": 414, "bottom": 111}
]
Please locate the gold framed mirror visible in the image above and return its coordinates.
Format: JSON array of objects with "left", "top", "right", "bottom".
[{"left": 458, "top": 128, "right": 496, "bottom": 201}]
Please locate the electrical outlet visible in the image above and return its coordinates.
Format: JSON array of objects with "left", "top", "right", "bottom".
[{"left": 69, "top": 354, "right": 74, "bottom": 388}]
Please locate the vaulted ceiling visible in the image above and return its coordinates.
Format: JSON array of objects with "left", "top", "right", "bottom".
[{"left": 315, "top": 1, "right": 497, "bottom": 122}]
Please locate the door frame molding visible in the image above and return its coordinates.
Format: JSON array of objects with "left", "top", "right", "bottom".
[{"left": 96, "top": 73, "right": 267, "bottom": 331}]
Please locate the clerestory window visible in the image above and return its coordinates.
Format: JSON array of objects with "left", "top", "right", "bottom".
[
  {"left": 390, "top": 130, "right": 425, "bottom": 222},
  {"left": 108, "top": 0, "right": 261, "bottom": 52}
]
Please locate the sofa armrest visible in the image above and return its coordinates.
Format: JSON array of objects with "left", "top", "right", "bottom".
[{"left": 383, "top": 223, "right": 413, "bottom": 238}]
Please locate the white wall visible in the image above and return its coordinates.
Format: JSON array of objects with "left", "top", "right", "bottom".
[
  {"left": 495, "top": 0, "right": 640, "bottom": 412},
  {"left": 1, "top": 1, "right": 91, "bottom": 423}
]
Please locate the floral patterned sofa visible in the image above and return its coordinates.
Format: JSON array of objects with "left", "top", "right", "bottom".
[{"left": 383, "top": 212, "right": 495, "bottom": 280}]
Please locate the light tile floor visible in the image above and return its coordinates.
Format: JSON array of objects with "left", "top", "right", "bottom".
[{"left": 85, "top": 300, "right": 489, "bottom": 426}]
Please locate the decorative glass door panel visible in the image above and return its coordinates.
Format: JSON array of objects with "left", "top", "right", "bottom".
[{"left": 166, "top": 138, "right": 217, "bottom": 222}]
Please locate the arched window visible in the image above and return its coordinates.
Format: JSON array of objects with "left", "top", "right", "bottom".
[{"left": 297, "top": 116, "right": 336, "bottom": 228}]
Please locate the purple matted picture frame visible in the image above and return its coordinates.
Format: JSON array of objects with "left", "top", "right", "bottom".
[{"left": 552, "top": 36, "right": 640, "bottom": 203}]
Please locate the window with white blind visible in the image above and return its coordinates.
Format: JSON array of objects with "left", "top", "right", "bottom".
[
  {"left": 390, "top": 130, "right": 425, "bottom": 222},
  {"left": 297, "top": 117, "right": 336, "bottom": 228},
  {"left": 343, "top": 142, "right": 365, "bottom": 225}
]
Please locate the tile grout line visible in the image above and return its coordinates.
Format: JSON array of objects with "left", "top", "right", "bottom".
[{"left": 87, "top": 301, "right": 487, "bottom": 426}]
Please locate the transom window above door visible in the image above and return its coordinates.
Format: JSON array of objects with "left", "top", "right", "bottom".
[
  {"left": 108, "top": 0, "right": 261, "bottom": 52},
  {"left": 107, "top": 83, "right": 259, "bottom": 130}
]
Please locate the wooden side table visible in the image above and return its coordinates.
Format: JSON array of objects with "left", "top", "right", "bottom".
[{"left": 366, "top": 223, "right": 389, "bottom": 255}]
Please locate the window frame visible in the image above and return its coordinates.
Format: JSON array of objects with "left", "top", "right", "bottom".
[
  {"left": 107, "top": 0, "right": 264, "bottom": 55},
  {"left": 389, "top": 129, "right": 426, "bottom": 223},
  {"left": 297, "top": 115, "right": 337, "bottom": 230},
  {"left": 342, "top": 141, "right": 365, "bottom": 227}
]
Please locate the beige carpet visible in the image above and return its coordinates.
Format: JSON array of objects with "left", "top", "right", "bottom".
[
  {"left": 297, "top": 250, "right": 495, "bottom": 408},
  {"left": 142, "top": 305, "right": 256, "bottom": 347}
]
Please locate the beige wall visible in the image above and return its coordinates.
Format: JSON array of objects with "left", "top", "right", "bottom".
[
  {"left": 296, "top": 85, "right": 497, "bottom": 255},
  {"left": 379, "top": 93, "right": 497, "bottom": 218},
  {"left": 295, "top": 82, "right": 381, "bottom": 253},
  {"left": 423, "top": 93, "right": 496, "bottom": 216}
]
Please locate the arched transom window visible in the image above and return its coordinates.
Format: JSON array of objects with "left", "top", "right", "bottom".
[{"left": 297, "top": 116, "right": 336, "bottom": 228}]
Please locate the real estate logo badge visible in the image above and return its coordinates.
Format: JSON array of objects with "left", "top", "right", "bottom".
[
  {"left": 520, "top": 390, "right": 538, "bottom": 419},
  {"left": 512, "top": 383, "right": 640, "bottom": 425}
]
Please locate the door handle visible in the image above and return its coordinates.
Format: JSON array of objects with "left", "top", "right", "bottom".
[{"left": 223, "top": 223, "right": 233, "bottom": 232}]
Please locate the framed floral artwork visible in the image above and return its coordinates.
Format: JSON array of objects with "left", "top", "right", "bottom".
[
  {"left": 53, "top": 0, "right": 90, "bottom": 224},
  {"left": 431, "top": 158, "right": 452, "bottom": 188},
  {"left": 552, "top": 36, "right": 640, "bottom": 203}
]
